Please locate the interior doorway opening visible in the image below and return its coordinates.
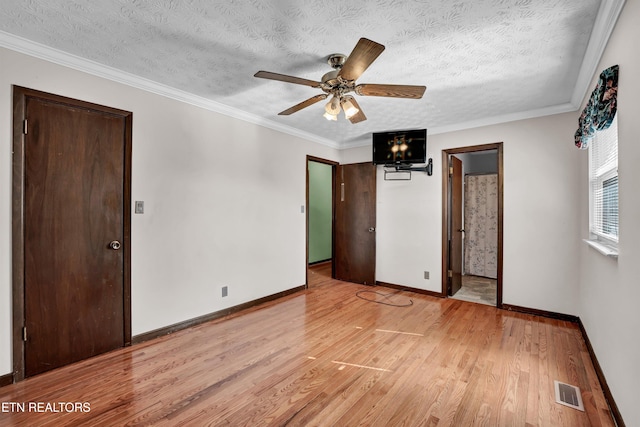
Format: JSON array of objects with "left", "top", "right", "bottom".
[
  {"left": 306, "top": 156, "right": 337, "bottom": 286},
  {"left": 442, "top": 143, "right": 503, "bottom": 307},
  {"left": 305, "top": 158, "right": 377, "bottom": 288}
]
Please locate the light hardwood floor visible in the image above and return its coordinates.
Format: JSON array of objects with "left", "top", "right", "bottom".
[{"left": 0, "top": 265, "right": 613, "bottom": 426}]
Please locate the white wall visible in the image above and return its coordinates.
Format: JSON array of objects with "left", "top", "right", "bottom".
[
  {"left": 0, "top": 47, "right": 339, "bottom": 376},
  {"left": 578, "top": 0, "right": 640, "bottom": 424},
  {"left": 343, "top": 112, "right": 582, "bottom": 315},
  {"left": 339, "top": 145, "right": 370, "bottom": 165}
]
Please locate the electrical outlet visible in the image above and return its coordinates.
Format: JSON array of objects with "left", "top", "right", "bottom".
[
  {"left": 424, "top": 271, "right": 429, "bottom": 280},
  {"left": 134, "top": 200, "right": 144, "bottom": 214},
  {"left": 221, "top": 286, "right": 228, "bottom": 297}
]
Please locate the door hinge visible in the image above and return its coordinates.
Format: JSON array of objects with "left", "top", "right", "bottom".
[
  {"left": 22, "top": 326, "right": 27, "bottom": 342},
  {"left": 449, "top": 166, "right": 453, "bottom": 175},
  {"left": 448, "top": 270, "right": 453, "bottom": 278},
  {"left": 23, "top": 119, "right": 28, "bottom": 135}
]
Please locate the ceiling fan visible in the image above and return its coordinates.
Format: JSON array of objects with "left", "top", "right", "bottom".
[{"left": 254, "top": 38, "right": 426, "bottom": 123}]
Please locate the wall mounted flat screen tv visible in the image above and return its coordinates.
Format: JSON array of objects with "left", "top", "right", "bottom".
[{"left": 372, "top": 129, "right": 427, "bottom": 165}]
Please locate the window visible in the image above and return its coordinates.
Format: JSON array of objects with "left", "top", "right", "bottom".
[
  {"left": 602, "top": 176, "right": 618, "bottom": 236},
  {"left": 589, "top": 115, "right": 618, "bottom": 246}
]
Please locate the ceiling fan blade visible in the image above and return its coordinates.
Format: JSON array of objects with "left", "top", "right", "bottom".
[
  {"left": 254, "top": 71, "right": 322, "bottom": 88},
  {"left": 355, "top": 83, "right": 426, "bottom": 99},
  {"left": 338, "top": 38, "right": 385, "bottom": 82},
  {"left": 347, "top": 97, "right": 367, "bottom": 124},
  {"left": 278, "top": 94, "right": 328, "bottom": 115}
]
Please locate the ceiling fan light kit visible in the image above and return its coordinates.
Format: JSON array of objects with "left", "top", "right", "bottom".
[
  {"left": 254, "top": 38, "right": 426, "bottom": 124},
  {"left": 341, "top": 96, "right": 359, "bottom": 119},
  {"left": 323, "top": 111, "right": 338, "bottom": 121},
  {"left": 325, "top": 95, "right": 341, "bottom": 115}
]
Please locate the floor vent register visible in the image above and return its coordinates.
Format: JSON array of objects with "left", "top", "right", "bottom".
[{"left": 554, "top": 380, "right": 585, "bottom": 411}]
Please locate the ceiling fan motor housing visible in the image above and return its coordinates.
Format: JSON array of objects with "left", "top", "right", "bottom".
[
  {"left": 321, "top": 70, "right": 340, "bottom": 86},
  {"left": 323, "top": 54, "right": 349, "bottom": 89}
]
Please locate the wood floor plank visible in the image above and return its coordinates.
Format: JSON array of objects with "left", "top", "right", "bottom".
[{"left": 0, "top": 265, "right": 615, "bottom": 426}]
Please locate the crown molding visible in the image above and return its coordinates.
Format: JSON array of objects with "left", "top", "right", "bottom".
[
  {"left": 339, "top": 102, "right": 577, "bottom": 150},
  {"left": 428, "top": 102, "right": 577, "bottom": 136},
  {"left": 0, "top": 30, "right": 341, "bottom": 150},
  {"left": 570, "top": 0, "right": 626, "bottom": 109}
]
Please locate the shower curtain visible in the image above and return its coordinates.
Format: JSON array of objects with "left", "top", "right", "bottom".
[{"left": 464, "top": 174, "right": 498, "bottom": 279}]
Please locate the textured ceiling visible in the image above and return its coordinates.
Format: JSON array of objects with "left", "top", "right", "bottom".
[{"left": 0, "top": 0, "right": 620, "bottom": 148}]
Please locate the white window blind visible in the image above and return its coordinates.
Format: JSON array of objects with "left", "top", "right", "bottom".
[{"left": 589, "top": 115, "right": 618, "bottom": 243}]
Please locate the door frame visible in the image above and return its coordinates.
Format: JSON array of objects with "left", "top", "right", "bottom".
[
  {"left": 11, "top": 86, "right": 133, "bottom": 382},
  {"left": 305, "top": 156, "right": 338, "bottom": 285},
  {"left": 441, "top": 142, "right": 503, "bottom": 307}
]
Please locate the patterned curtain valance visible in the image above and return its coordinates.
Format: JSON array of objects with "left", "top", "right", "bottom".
[{"left": 575, "top": 64, "right": 619, "bottom": 149}]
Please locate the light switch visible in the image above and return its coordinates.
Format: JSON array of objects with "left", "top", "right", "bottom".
[{"left": 135, "top": 201, "right": 144, "bottom": 214}]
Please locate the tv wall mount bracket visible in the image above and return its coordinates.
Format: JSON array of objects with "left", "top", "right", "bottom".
[{"left": 383, "top": 158, "right": 433, "bottom": 181}]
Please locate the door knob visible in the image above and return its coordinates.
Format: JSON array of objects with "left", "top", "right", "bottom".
[
  {"left": 368, "top": 227, "right": 375, "bottom": 233},
  {"left": 109, "top": 240, "right": 121, "bottom": 250}
]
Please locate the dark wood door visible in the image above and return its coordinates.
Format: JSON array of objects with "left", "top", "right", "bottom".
[
  {"left": 21, "top": 91, "right": 130, "bottom": 377},
  {"left": 450, "top": 155, "right": 463, "bottom": 295},
  {"left": 334, "top": 162, "right": 376, "bottom": 285}
]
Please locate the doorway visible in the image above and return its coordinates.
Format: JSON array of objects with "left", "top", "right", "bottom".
[
  {"left": 306, "top": 158, "right": 377, "bottom": 287},
  {"left": 12, "top": 87, "right": 132, "bottom": 380},
  {"left": 442, "top": 143, "right": 503, "bottom": 307},
  {"left": 306, "top": 156, "right": 337, "bottom": 285}
]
